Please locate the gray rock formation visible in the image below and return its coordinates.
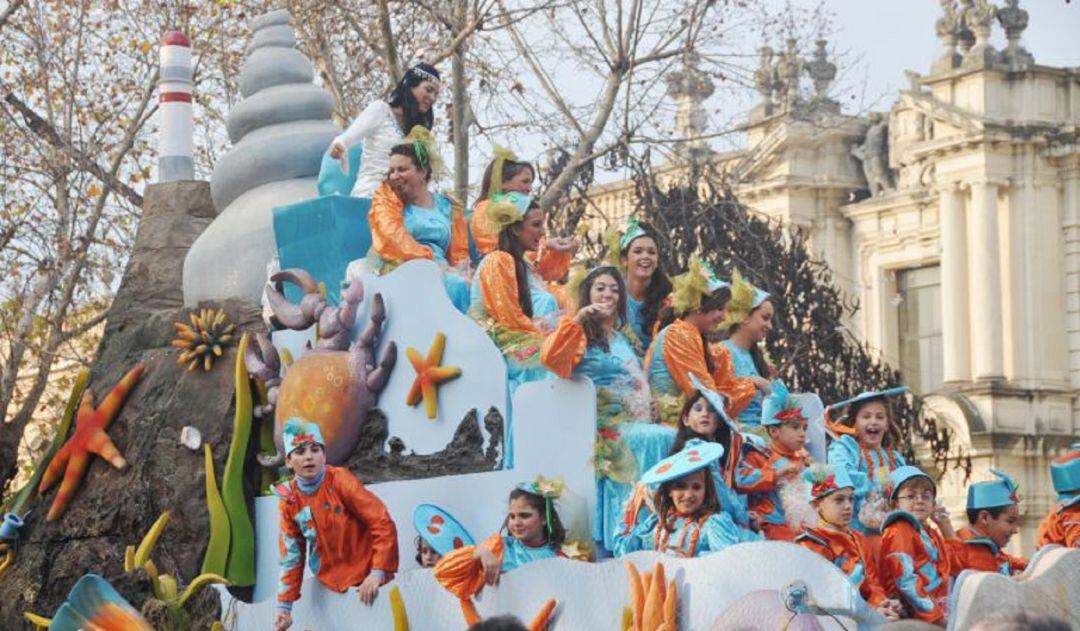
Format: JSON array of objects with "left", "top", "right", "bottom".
[
  {"left": 183, "top": 9, "right": 338, "bottom": 306},
  {"left": 0, "top": 181, "right": 266, "bottom": 628}
]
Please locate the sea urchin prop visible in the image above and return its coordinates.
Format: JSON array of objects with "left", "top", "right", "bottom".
[{"left": 172, "top": 307, "right": 236, "bottom": 372}]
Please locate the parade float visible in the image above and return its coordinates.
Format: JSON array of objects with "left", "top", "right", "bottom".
[{"left": 1, "top": 7, "right": 1078, "bottom": 631}]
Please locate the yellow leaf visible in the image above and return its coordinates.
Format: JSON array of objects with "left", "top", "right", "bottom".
[{"left": 87, "top": 184, "right": 102, "bottom": 197}]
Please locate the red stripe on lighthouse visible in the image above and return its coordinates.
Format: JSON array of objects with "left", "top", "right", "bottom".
[
  {"left": 160, "top": 92, "right": 192, "bottom": 103},
  {"left": 162, "top": 31, "right": 191, "bottom": 47}
]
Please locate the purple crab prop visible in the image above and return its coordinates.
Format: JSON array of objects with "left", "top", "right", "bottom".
[{"left": 246, "top": 269, "right": 397, "bottom": 466}]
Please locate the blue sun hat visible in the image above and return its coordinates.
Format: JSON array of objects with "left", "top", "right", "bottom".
[
  {"left": 967, "top": 469, "right": 1020, "bottom": 511},
  {"left": 1050, "top": 443, "right": 1080, "bottom": 495},
  {"left": 885, "top": 465, "right": 935, "bottom": 501},
  {"left": 641, "top": 439, "right": 725, "bottom": 486},
  {"left": 805, "top": 464, "right": 856, "bottom": 501},
  {"left": 412, "top": 504, "right": 475, "bottom": 557},
  {"left": 282, "top": 417, "right": 324, "bottom": 456},
  {"left": 618, "top": 216, "right": 650, "bottom": 251}
]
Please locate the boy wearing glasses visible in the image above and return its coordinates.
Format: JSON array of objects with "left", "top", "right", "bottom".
[{"left": 879, "top": 466, "right": 958, "bottom": 626}]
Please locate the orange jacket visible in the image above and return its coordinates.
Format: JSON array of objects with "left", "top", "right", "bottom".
[
  {"left": 797, "top": 522, "right": 890, "bottom": 606},
  {"left": 879, "top": 512, "right": 953, "bottom": 624},
  {"left": 709, "top": 341, "right": 758, "bottom": 419},
  {"left": 540, "top": 317, "right": 587, "bottom": 379},
  {"left": 370, "top": 182, "right": 469, "bottom": 266},
  {"left": 948, "top": 526, "right": 1027, "bottom": 576},
  {"left": 1036, "top": 496, "right": 1080, "bottom": 548},
  {"left": 476, "top": 251, "right": 540, "bottom": 334},
  {"left": 276, "top": 466, "right": 399, "bottom": 606},
  {"left": 734, "top": 441, "right": 812, "bottom": 541}
]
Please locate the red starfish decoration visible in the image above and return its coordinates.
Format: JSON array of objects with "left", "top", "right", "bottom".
[{"left": 38, "top": 364, "right": 144, "bottom": 522}]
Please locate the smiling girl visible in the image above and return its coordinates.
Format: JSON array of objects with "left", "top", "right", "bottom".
[
  {"left": 717, "top": 270, "right": 776, "bottom": 430},
  {"left": 329, "top": 63, "right": 441, "bottom": 198},
  {"left": 826, "top": 387, "right": 909, "bottom": 535},
  {"left": 614, "top": 441, "right": 756, "bottom": 558},
  {"left": 434, "top": 480, "right": 567, "bottom": 600},
  {"left": 615, "top": 218, "right": 671, "bottom": 354}
]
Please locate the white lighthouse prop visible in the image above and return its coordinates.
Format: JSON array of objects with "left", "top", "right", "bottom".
[{"left": 158, "top": 31, "right": 194, "bottom": 182}]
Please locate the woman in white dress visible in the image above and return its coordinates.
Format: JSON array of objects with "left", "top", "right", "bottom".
[{"left": 328, "top": 63, "right": 442, "bottom": 198}]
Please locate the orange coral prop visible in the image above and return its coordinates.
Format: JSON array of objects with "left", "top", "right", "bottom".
[
  {"left": 623, "top": 562, "right": 678, "bottom": 631},
  {"left": 405, "top": 332, "right": 462, "bottom": 419},
  {"left": 38, "top": 364, "right": 144, "bottom": 522}
]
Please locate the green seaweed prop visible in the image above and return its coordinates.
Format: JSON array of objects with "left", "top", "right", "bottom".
[
  {"left": 200, "top": 444, "right": 230, "bottom": 577},
  {"left": 222, "top": 334, "right": 256, "bottom": 586}
]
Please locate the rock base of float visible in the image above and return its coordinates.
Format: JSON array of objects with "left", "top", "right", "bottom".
[{"left": 948, "top": 545, "right": 1080, "bottom": 630}]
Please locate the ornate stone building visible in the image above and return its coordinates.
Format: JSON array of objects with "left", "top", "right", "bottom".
[{"left": 583, "top": 0, "right": 1079, "bottom": 552}]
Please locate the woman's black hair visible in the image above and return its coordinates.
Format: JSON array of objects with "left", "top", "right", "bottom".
[
  {"left": 721, "top": 298, "right": 773, "bottom": 378},
  {"left": 478, "top": 159, "right": 535, "bottom": 202},
  {"left": 388, "top": 142, "right": 433, "bottom": 182},
  {"left": 577, "top": 266, "right": 627, "bottom": 353},
  {"left": 657, "top": 285, "right": 731, "bottom": 375},
  {"left": 670, "top": 393, "right": 733, "bottom": 470},
  {"left": 502, "top": 488, "right": 566, "bottom": 547},
  {"left": 653, "top": 469, "right": 720, "bottom": 526},
  {"left": 619, "top": 223, "right": 672, "bottom": 339},
  {"left": 497, "top": 202, "right": 542, "bottom": 317},
  {"left": 388, "top": 63, "right": 440, "bottom": 132}
]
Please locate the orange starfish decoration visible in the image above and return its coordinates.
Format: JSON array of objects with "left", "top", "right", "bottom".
[
  {"left": 38, "top": 364, "right": 145, "bottom": 522},
  {"left": 405, "top": 332, "right": 461, "bottom": 419}
]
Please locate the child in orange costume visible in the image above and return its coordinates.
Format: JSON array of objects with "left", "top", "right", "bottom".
[
  {"left": 950, "top": 470, "right": 1027, "bottom": 576},
  {"left": 796, "top": 464, "right": 902, "bottom": 621},
  {"left": 878, "top": 466, "right": 958, "bottom": 626},
  {"left": 274, "top": 418, "right": 398, "bottom": 631},
  {"left": 735, "top": 381, "right": 813, "bottom": 541},
  {"left": 1037, "top": 443, "right": 1080, "bottom": 548}
]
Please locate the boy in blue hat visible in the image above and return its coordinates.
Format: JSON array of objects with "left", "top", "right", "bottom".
[
  {"left": 796, "top": 464, "right": 902, "bottom": 621},
  {"left": 878, "top": 465, "right": 958, "bottom": 625},
  {"left": 1037, "top": 443, "right": 1080, "bottom": 548},
  {"left": 951, "top": 470, "right": 1027, "bottom": 575},
  {"left": 274, "top": 418, "right": 399, "bottom": 631}
]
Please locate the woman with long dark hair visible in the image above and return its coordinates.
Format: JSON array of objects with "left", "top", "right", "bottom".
[
  {"left": 540, "top": 265, "right": 675, "bottom": 554},
  {"left": 328, "top": 63, "right": 442, "bottom": 198},
  {"left": 467, "top": 193, "right": 563, "bottom": 391},
  {"left": 614, "top": 218, "right": 671, "bottom": 354},
  {"left": 366, "top": 127, "right": 470, "bottom": 312},
  {"left": 717, "top": 270, "right": 777, "bottom": 430}
]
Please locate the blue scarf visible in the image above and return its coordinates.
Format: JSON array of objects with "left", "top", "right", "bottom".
[{"left": 296, "top": 468, "right": 326, "bottom": 496}]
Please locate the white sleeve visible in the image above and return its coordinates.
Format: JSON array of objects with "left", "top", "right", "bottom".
[{"left": 334, "top": 101, "right": 388, "bottom": 148}]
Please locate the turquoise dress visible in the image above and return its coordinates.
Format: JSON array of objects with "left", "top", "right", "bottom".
[
  {"left": 468, "top": 255, "right": 561, "bottom": 393},
  {"left": 613, "top": 510, "right": 759, "bottom": 558},
  {"left": 722, "top": 340, "right": 764, "bottom": 429},
  {"left": 627, "top": 297, "right": 651, "bottom": 356},
  {"left": 402, "top": 194, "right": 471, "bottom": 313},
  {"left": 498, "top": 535, "right": 563, "bottom": 572},
  {"left": 827, "top": 435, "right": 906, "bottom": 534},
  {"left": 646, "top": 325, "right": 679, "bottom": 399},
  {"left": 571, "top": 332, "right": 675, "bottom": 552}
]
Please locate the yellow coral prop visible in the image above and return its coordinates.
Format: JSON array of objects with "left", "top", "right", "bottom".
[
  {"left": 670, "top": 256, "right": 711, "bottom": 315},
  {"left": 720, "top": 268, "right": 757, "bottom": 330},
  {"left": 172, "top": 307, "right": 236, "bottom": 372}
]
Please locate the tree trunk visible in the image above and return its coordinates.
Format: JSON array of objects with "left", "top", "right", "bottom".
[{"left": 451, "top": 0, "right": 470, "bottom": 206}]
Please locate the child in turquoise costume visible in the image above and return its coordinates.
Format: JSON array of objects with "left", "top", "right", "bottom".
[
  {"left": 735, "top": 380, "right": 813, "bottom": 541},
  {"left": 878, "top": 465, "right": 957, "bottom": 626},
  {"left": 412, "top": 504, "right": 475, "bottom": 569},
  {"left": 540, "top": 265, "right": 675, "bottom": 554},
  {"left": 825, "top": 387, "right": 909, "bottom": 535},
  {"left": 952, "top": 470, "right": 1027, "bottom": 575},
  {"left": 274, "top": 418, "right": 399, "bottom": 631},
  {"left": 614, "top": 440, "right": 759, "bottom": 558},
  {"left": 434, "top": 478, "right": 568, "bottom": 598}
]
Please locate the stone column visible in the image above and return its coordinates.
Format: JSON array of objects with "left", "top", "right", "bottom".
[
  {"left": 940, "top": 183, "right": 971, "bottom": 382},
  {"left": 968, "top": 178, "right": 1005, "bottom": 380},
  {"left": 1061, "top": 157, "right": 1080, "bottom": 394}
]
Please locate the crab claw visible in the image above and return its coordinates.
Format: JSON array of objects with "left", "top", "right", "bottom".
[
  {"left": 257, "top": 450, "right": 284, "bottom": 468},
  {"left": 267, "top": 269, "right": 325, "bottom": 330},
  {"left": 245, "top": 332, "right": 281, "bottom": 383}
]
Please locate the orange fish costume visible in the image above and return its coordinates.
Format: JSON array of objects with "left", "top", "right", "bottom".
[
  {"left": 1037, "top": 443, "right": 1080, "bottom": 549},
  {"left": 276, "top": 419, "right": 398, "bottom": 614},
  {"left": 878, "top": 466, "right": 954, "bottom": 624},
  {"left": 797, "top": 465, "right": 890, "bottom": 607}
]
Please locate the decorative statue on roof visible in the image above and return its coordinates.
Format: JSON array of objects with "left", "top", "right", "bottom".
[{"left": 852, "top": 112, "right": 893, "bottom": 196}]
